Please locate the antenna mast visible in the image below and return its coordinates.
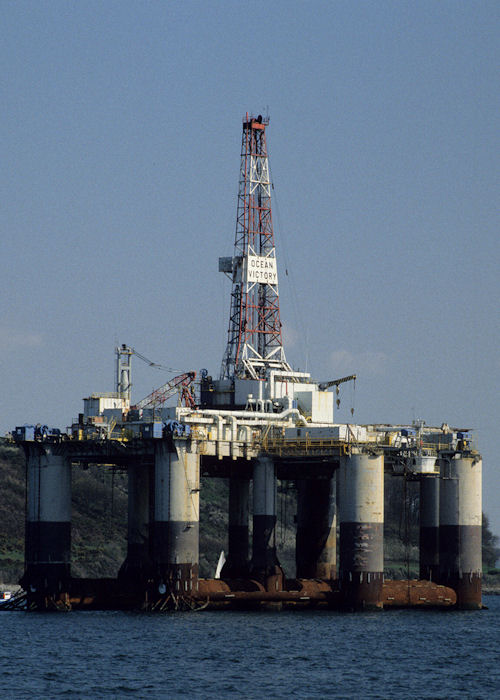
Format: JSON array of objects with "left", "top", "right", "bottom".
[{"left": 220, "top": 113, "right": 290, "bottom": 380}]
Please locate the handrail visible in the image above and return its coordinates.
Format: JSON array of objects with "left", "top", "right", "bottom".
[{"left": 261, "top": 435, "right": 476, "bottom": 456}]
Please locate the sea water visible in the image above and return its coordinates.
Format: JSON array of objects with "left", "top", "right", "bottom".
[{"left": 0, "top": 597, "right": 499, "bottom": 698}]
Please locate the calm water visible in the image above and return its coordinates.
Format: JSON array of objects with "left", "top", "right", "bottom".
[{"left": 1, "top": 597, "right": 499, "bottom": 699}]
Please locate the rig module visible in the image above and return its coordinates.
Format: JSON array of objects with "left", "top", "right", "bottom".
[{"left": 12, "top": 114, "right": 482, "bottom": 612}]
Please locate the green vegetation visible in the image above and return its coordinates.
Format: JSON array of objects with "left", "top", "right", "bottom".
[
  {"left": 199, "top": 477, "right": 228, "bottom": 576},
  {"left": 0, "top": 444, "right": 26, "bottom": 584},
  {"left": 0, "top": 442, "right": 498, "bottom": 584},
  {"left": 383, "top": 475, "right": 420, "bottom": 578},
  {"left": 482, "top": 512, "right": 500, "bottom": 572},
  {"left": 71, "top": 465, "right": 128, "bottom": 577}
]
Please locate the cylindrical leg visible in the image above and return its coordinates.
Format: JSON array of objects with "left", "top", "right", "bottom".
[
  {"left": 153, "top": 442, "right": 200, "bottom": 594},
  {"left": 439, "top": 455, "right": 482, "bottom": 609},
  {"left": 419, "top": 475, "right": 440, "bottom": 581},
  {"left": 296, "top": 477, "right": 336, "bottom": 579},
  {"left": 221, "top": 476, "right": 250, "bottom": 578},
  {"left": 250, "top": 457, "right": 283, "bottom": 588},
  {"left": 23, "top": 445, "right": 71, "bottom": 598},
  {"left": 338, "top": 450, "right": 384, "bottom": 610},
  {"left": 119, "top": 463, "right": 152, "bottom": 583}
]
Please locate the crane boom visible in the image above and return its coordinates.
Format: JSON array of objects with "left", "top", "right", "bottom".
[
  {"left": 134, "top": 371, "right": 196, "bottom": 410},
  {"left": 318, "top": 374, "right": 357, "bottom": 391}
]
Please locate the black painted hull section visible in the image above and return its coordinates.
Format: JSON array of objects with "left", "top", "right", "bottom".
[
  {"left": 250, "top": 514, "right": 280, "bottom": 579},
  {"left": 296, "top": 479, "right": 336, "bottom": 579},
  {"left": 152, "top": 520, "right": 199, "bottom": 590},
  {"left": 339, "top": 572, "right": 384, "bottom": 610},
  {"left": 339, "top": 522, "right": 383, "bottom": 609},
  {"left": 221, "top": 524, "right": 250, "bottom": 578},
  {"left": 439, "top": 524, "right": 482, "bottom": 608},
  {"left": 23, "top": 521, "right": 71, "bottom": 593},
  {"left": 419, "top": 526, "right": 440, "bottom": 581},
  {"left": 26, "top": 521, "right": 71, "bottom": 565},
  {"left": 339, "top": 522, "right": 383, "bottom": 571}
]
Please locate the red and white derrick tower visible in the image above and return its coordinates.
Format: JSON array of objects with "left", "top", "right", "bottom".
[{"left": 220, "top": 114, "right": 291, "bottom": 381}]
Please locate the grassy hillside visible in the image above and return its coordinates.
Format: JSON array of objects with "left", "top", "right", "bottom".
[
  {"left": 0, "top": 443, "right": 498, "bottom": 586},
  {"left": 0, "top": 444, "right": 25, "bottom": 583},
  {"left": 71, "top": 465, "right": 128, "bottom": 578}
]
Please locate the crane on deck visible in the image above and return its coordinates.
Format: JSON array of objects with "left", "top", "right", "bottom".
[
  {"left": 116, "top": 345, "right": 196, "bottom": 410},
  {"left": 318, "top": 374, "right": 356, "bottom": 413},
  {"left": 134, "top": 371, "right": 197, "bottom": 410},
  {"left": 318, "top": 374, "right": 357, "bottom": 391}
]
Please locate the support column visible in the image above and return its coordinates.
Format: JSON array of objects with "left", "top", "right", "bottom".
[
  {"left": 419, "top": 475, "right": 440, "bottom": 581},
  {"left": 153, "top": 441, "right": 200, "bottom": 595},
  {"left": 23, "top": 445, "right": 72, "bottom": 598},
  {"left": 296, "top": 477, "right": 336, "bottom": 579},
  {"left": 118, "top": 462, "right": 152, "bottom": 583},
  {"left": 338, "top": 449, "right": 384, "bottom": 610},
  {"left": 250, "top": 456, "right": 283, "bottom": 588},
  {"left": 439, "top": 454, "right": 482, "bottom": 609},
  {"left": 221, "top": 476, "right": 250, "bottom": 578}
]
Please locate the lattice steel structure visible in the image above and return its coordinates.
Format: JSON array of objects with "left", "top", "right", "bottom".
[{"left": 220, "top": 114, "right": 290, "bottom": 380}]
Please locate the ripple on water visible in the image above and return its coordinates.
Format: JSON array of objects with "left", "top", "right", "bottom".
[{"left": 0, "top": 600, "right": 499, "bottom": 698}]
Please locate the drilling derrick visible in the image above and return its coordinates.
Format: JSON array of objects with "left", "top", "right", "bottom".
[{"left": 220, "top": 114, "right": 291, "bottom": 380}]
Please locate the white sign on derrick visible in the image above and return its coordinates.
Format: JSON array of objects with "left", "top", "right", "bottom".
[{"left": 245, "top": 255, "right": 278, "bottom": 285}]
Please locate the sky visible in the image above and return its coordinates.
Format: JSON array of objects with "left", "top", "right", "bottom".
[{"left": 2, "top": 1, "right": 499, "bottom": 534}]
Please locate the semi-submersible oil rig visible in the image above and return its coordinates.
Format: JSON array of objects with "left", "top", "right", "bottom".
[{"left": 12, "top": 114, "right": 482, "bottom": 612}]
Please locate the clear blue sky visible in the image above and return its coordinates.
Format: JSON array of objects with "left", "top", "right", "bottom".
[{"left": 2, "top": 1, "right": 499, "bottom": 535}]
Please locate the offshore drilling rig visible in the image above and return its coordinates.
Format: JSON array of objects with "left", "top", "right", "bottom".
[{"left": 12, "top": 114, "right": 482, "bottom": 612}]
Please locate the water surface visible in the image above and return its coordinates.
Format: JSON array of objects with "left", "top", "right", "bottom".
[{"left": 1, "top": 597, "right": 499, "bottom": 698}]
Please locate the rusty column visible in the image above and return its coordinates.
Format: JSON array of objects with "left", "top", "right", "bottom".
[
  {"left": 153, "top": 441, "right": 200, "bottom": 595},
  {"left": 338, "top": 449, "right": 384, "bottom": 610},
  {"left": 296, "top": 477, "right": 336, "bottom": 579},
  {"left": 419, "top": 474, "right": 440, "bottom": 581},
  {"left": 250, "top": 456, "right": 283, "bottom": 588},
  {"left": 23, "top": 444, "right": 72, "bottom": 602},
  {"left": 221, "top": 476, "right": 250, "bottom": 578},
  {"left": 118, "top": 462, "right": 153, "bottom": 584},
  {"left": 439, "top": 454, "right": 482, "bottom": 609}
]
